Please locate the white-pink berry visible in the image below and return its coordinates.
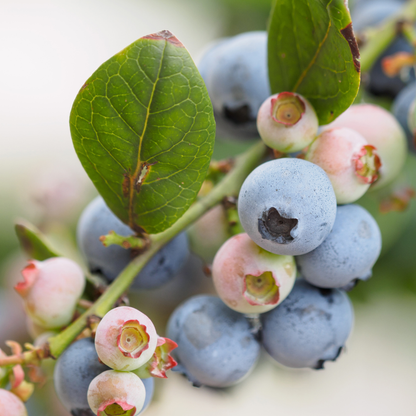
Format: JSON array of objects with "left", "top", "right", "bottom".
[
  {"left": 212, "top": 233, "right": 296, "bottom": 314},
  {"left": 306, "top": 127, "right": 382, "bottom": 204},
  {"left": 14, "top": 258, "right": 85, "bottom": 329},
  {"left": 94, "top": 306, "right": 158, "bottom": 371},
  {"left": 0, "top": 389, "right": 28, "bottom": 416},
  {"left": 257, "top": 92, "right": 318, "bottom": 152},
  {"left": 87, "top": 370, "right": 145, "bottom": 416},
  {"left": 323, "top": 104, "right": 406, "bottom": 190}
]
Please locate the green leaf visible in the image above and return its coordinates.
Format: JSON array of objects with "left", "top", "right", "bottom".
[
  {"left": 70, "top": 30, "right": 216, "bottom": 235},
  {"left": 268, "top": 0, "right": 360, "bottom": 125},
  {"left": 15, "top": 220, "right": 60, "bottom": 261}
]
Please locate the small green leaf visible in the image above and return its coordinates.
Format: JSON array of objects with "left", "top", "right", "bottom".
[
  {"left": 70, "top": 30, "right": 216, "bottom": 235},
  {"left": 15, "top": 220, "right": 60, "bottom": 260},
  {"left": 268, "top": 0, "right": 360, "bottom": 125}
]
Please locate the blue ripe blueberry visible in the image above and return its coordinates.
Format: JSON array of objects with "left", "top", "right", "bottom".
[
  {"left": 166, "top": 295, "right": 261, "bottom": 388},
  {"left": 54, "top": 337, "right": 155, "bottom": 415},
  {"left": 77, "top": 196, "right": 189, "bottom": 289},
  {"left": 352, "top": 0, "right": 415, "bottom": 98},
  {"left": 198, "top": 31, "right": 270, "bottom": 139},
  {"left": 238, "top": 158, "right": 337, "bottom": 256},
  {"left": 296, "top": 204, "right": 382, "bottom": 289},
  {"left": 261, "top": 279, "right": 354, "bottom": 369},
  {"left": 392, "top": 81, "right": 416, "bottom": 153}
]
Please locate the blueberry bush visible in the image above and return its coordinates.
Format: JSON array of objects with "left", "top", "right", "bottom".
[{"left": 1, "top": 0, "right": 416, "bottom": 415}]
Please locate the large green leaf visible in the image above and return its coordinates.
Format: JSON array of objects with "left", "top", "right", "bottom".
[
  {"left": 70, "top": 30, "right": 216, "bottom": 235},
  {"left": 268, "top": 0, "right": 360, "bottom": 125}
]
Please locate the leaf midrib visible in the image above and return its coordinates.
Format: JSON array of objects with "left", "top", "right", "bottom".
[
  {"left": 128, "top": 39, "right": 168, "bottom": 231},
  {"left": 293, "top": 19, "right": 332, "bottom": 92}
]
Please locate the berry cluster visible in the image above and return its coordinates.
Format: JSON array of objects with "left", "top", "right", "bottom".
[
  {"left": 165, "top": 29, "right": 408, "bottom": 388},
  {"left": 1, "top": 1, "right": 414, "bottom": 413}
]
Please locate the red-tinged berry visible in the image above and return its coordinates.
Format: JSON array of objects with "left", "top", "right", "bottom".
[
  {"left": 0, "top": 389, "right": 28, "bottom": 416},
  {"left": 87, "top": 370, "right": 145, "bottom": 416},
  {"left": 212, "top": 233, "right": 296, "bottom": 314},
  {"left": 257, "top": 92, "right": 318, "bottom": 153},
  {"left": 95, "top": 307, "right": 158, "bottom": 372},
  {"left": 324, "top": 104, "right": 407, "bottom": 189},
  {"left": 14, "top": 258, "right": 85, "bottom": 329},
  {"left": 306, "top": 128, "right": 381, "bottom": 204}
]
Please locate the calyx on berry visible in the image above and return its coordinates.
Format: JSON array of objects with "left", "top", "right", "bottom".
[
  {"left": 353, "top": 145, "right": 382, "bottom": 184},
  {"left": 95, "top": 307, "right": 158, "bottom": 372},
  {"left": 270, "top": 92, "right": 305, "bottom": 125},
  {"left": 117, "top": 320, "right": 149, "bottom": 359}
]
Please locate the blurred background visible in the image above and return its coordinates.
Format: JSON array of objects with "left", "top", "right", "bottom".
[{"left": 0, "top": 0, "right": 415, "bottom": 415}]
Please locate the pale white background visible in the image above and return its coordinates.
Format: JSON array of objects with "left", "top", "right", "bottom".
[{"left": 0, "top": 1, "right": 415, "bottom": 415}]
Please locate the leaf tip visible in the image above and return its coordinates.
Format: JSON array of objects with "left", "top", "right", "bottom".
[{"left": 141, "top": 30, "right": 184, "bottom": 47}]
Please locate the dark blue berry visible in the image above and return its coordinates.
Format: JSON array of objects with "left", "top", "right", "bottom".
[
  {"left": 296, "top": 204, "right": 382, "bottom": 289},
  {"left": 167, "top": 295, "right": 260, "bottom": 388},
  {"left": 261, "top": 280, "right": 354, "bottom": 369},
  {"left": 77, "top": 197, "right": 189, "bottom": 289}
]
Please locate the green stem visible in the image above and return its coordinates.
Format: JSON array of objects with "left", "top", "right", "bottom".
[
  {"left": 47, "top": 141, "right": 266, "bottom": 358},
  {"left": 359, "top": 0, "right": 416, "bottom": 72},
  {"left": 100, "top": 231, "right": 147, "bottom": 250}
]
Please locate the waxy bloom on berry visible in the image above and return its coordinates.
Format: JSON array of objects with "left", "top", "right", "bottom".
[
  {"left": 14, "top": 258, "right": 85, "bottom": 329},
  {"left": 257, "top": 92, "right": 318, "bottom": 152},
  {"left": 306, "top": 128, "right": 381, "bottom": 204},
  {"left": 87, "top": 370, "right": 145, "bottom": 416},
  {"left": 0, "top": 389, "right": 28, "bottom": 416},
  {"left": 95, "top": 307, "right": 158, "bottom": 372},
  {"left": 212, "top": 233, "right": 296, "bottom": 314}
]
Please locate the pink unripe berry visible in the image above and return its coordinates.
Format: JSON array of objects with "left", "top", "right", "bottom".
[
  {"left": 324, "top": 104, "right": 406, "bottom": 190},
  {"left": 95, "top": 306, "right": 158, "bottom": 371},
  {"left": 212, "top": 233, "right": 296, "bottom": 314},
  {"left": 257, "top": 92, "right": 318, "bottom": 153},
  {"left": 306, "top": 127, "right": 382, "bottom": 204},
  {"left": 14, "top": 258, "right": 85, "bottom": 329},
  {"left": 0, "top": 389, "right": 28, "bottom": 416},
  {"left": 87, "top": 370, "right": 145, "bottom": 416}
]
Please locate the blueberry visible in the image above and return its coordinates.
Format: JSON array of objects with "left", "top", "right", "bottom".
[
  {"left": 392, "top": 81, "right": 416, "bottom": 153},
  {"left": 257, "top": 92, "right": 319, "bottom": 153},
  {"left": 212, "top": 233, "right": 296, "bottom": 314},
  {"left": 15, "top": 258, "right": 85, "bottom": 329},
  {"left": 324, "top": 104, "right": 407, "bottom": 191},
  {"left": 296, "top": 204, "right": 382, "bottom": 288},
  {"left": 77, "top": 196, "right": 189, "bottom": 289},
  {"left": 306, "top": 127, "right": 380, "bottom": 204},
  {"left": 0, "top": 389, "right": 27, "bottom": 416},
  {"left": 198, "top": 31, "right": 270, "bottom": 139},
  {"left": 352, "top": 1, "right": 415, "bottom": 98},
  {"left": 166, "top": 295, "right": 261, "bottom": 388},
  {"left": 261, "top": 279, "right": 354, "bottom": 369},
  {"left": 54, "top": 337, "right": 155, "bottom": 416},
  {"left": 238, "top": 158, "right": 337, "bottom": 256}
]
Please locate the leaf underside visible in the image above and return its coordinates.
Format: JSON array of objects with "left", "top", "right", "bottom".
[
  {"left": 70, "top": 31, "right": 216, "bottom": 234},
  {"left": 268, "top": 0, "right": 360, "bottom": 125}
]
